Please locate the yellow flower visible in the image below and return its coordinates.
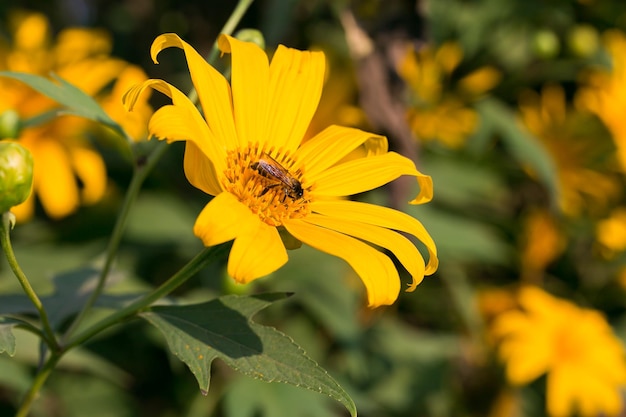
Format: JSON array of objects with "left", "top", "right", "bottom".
[
  {"left": 124, "top": 34, "right": 438, "bottom": 307},
  {"left": 519, "top": 84, "right": 619, "bottom": 216},
  {"left": 0, "top": 12, "right": 151, "bottom": 221},
  {"left": 397, "top": 42, "right": 500, "bottom": 148},
  {"left": 493, "top": 287, "right": 626, "bottom": 417},
  {"left": 576, "top": 30, "right": 626, "bottom": 172}
]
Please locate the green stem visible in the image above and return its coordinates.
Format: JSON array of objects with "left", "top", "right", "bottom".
[
  {"left": 62, "top": 141, "right": 169, "bottom": 342},
  {"left": 187, "top": 0, "right": 255, "bottom": 103},
  {"left": 66, "top": 242, "right": 228, "bottom": 350},
  {"left": 0, "top": 212, "right": 59, "bottom": 352},
  {"left": 15, "top": 353, "right": 61, "bottom": 417}
]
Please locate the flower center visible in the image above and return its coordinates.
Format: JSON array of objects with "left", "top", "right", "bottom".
[{"left": 222, "top": 144, "right": 311, "bottom": 226}]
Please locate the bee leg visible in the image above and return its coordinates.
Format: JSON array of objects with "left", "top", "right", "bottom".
[{"left": 259, "top": 183, "right": 279, "bottom": 197}]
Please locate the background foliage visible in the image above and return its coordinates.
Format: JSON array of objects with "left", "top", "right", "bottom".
[{"left": 2, "top": 0, "right": 626, "bottom": 416}]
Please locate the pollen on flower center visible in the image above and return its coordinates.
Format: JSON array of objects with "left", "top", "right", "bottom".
[{"left": 221, "top": 144, "right": 311, "bottom": 226}]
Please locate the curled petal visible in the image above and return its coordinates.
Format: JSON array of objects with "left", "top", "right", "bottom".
[
  {"left": 311, "top": 200, "right": 438, "bottom": 275},
  {"left": 124, "top": 79, "right": 225, "bottom": 173},
  {"left": 302, "top": 214, "right": 426, "bottom": 291},
  {"left": 284, "top": 219, "right": 400, "bottom": 307},
  {"left": 311, "top": 151, "right": 433, "bottom": 204},
  {"left": 151, "top": 34, "right": 238, "bottom": 150}
]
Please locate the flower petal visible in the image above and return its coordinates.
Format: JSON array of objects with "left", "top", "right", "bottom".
[
  {"left": 266, "top": 45, "right": 325, "bottom": 153},
  {"left": 310, "top": 151, "right": 433, "bottom": 204},
  {"left": 302, "top": 213, "right": 426, "bottom": 291},
  {"left": 311, "top": 200, "right": 438, "bottom": 275},
  {"left": 33, "top": 138, "right": 79, "bottom": 218},
  {"left": 183, "top": 141, "right": 222, "bottom": 196},
  {"left": 228, "top": 221, "right": 288, "bottom": 284},
  {"left": 150, "top": 34, "right": 238, "bottom": 150},
  {"left": 125, "top": 79, "right": 226, "bottom": 173},
  {"left": 283, "top": 219, "right": 400, "bottom": 307},
  {"left": 193, "top": 192, "right": 259, "bottom": 247},
  {"left": 294, "top": 125, "right": 388, "bottom": 178},
  {"left": 69, "top": 145, "right": 107, "bottom": 204},
  {"left": 218, "top": 34, "right": 270, "bottom": 149}
]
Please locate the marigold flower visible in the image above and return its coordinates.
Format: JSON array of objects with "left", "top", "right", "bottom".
[
  {"left": 492, "top": 287, "right": 626, "bottom": 417},
  {"left": 124, "top": 34, "right": 438, "bottom": 307}
]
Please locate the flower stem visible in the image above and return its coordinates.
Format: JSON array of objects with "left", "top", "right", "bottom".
[
  {"left": 62, "top": 141, "right": 169, "bottom": 342},
  {"left": 14, "top": 353, "right": 61, "bottom": 417},
  {"left": 0, "top": 212, "right": 59, "bottom": 352},
  {"left": 65, "top": 242, "right": 229, "bottom": 350}
]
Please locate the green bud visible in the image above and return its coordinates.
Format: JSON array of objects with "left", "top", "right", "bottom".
[
  {"left": 532, "top": 29, "right": 560, "bottom": 59},
  {"left": 234, "top": 29, "right": 265, "bottom": 50},
  {"left": 567, "top": 25, "right": 599, "bottom": 58},
  {"left": 0, "top": 110, "right": 21, "bottom": 139},
  {"left": 0, "top": 141, "right": 33, "bottom": 213}
]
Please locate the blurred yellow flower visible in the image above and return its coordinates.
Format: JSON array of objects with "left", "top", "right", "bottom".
[
  {"left": 493, "top": 286, "right": 626, "bottom": 417},
  {"left": 125, "top": 34, "right": 438, "bottom": 307},
  {"left": 0, "top": 12, "right": 152, "bottom": 221},
  {"left": 519, "top": 84, "right": 619, "bottom": 216},
  {"left": 519, "top": 209, "right": 565, "bottom": 282},
  {"left": 577, "top": 29, "right": 626, "bottom": 172},
  {"left": 397, "top": 42, "right": 500, "bottom": 148},
  {"left": 596, "top": 207, "right": 626, "bottom": 254}
]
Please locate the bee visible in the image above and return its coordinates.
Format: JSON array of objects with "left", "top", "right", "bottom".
[{"left": 251, "top": 153, "right": 304, "bottom": 201}]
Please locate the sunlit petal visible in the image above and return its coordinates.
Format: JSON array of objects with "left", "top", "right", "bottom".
[
  {"left": 266, "top": 45, "right": 325, "bottom": 153},
  {"left": 295, "top": 125, "right": 388, "bottom": 178},
  {"left": 303, "top": 213, "right": 426, "bottom": 291},
  {"left": 284, "top": 219, "right": 400, "bottom": 307},
  {"left": 125, "top": 79, "right": 226, "bottom": 173},
  {"left": 311, "top": 151, "right": 433, "bottom": 204},
  {"left": 228, "top": 222, "right": 288, "bottom": 284},
  {"left": 183, "top": 141, "right": 222, "bottom": 196},
  {"left": 151, "top": 34, "right": 238, "bottom": 150},
  {"left": 218, "top": 34, "right": 269, "bottom": 148},
  {"left": 193, "top": 192, "right": 259, "bottom": 247},
  {"left": 311, "top": 200, "right": 438, "bottom": 275}
]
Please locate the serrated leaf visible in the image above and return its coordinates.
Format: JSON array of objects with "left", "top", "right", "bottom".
[
  {"left": 0, "top": 71, "right": 127, "bottom": 139},
  {"left": 140, "top": 293, "right": 357, "bottom": 417}
]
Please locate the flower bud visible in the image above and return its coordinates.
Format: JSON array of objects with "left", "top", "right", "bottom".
[
  {"left": 0, "top": 141, "right": 33, "bottom": 213},
  {"left": 0, "top": 110, "right": 21, "bottom": 139},
  {"left": 532, "top": 29, "right": 560, "bottom": 59},
  {"left": 234, "top": 29, "right": 265, "bottom": 50}
]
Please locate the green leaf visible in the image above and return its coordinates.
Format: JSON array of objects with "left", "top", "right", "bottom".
[
  {"left": 140, "top": 293, "right": 357, "bottom": 417},
  {"left": 223, "top": 376, "right": 339, "bottom": 417},
  {"left": 474, "top": 97, "right": 560, "bottom": 206},
  {"left": 0, "top": 317, "right": 19, "bottom": 356},
  {"left": 0, "top": 71, "right": 127, "bottom": 140},
  {"left": 0, "top": 267, "right": 142, "bottom": 330}
]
